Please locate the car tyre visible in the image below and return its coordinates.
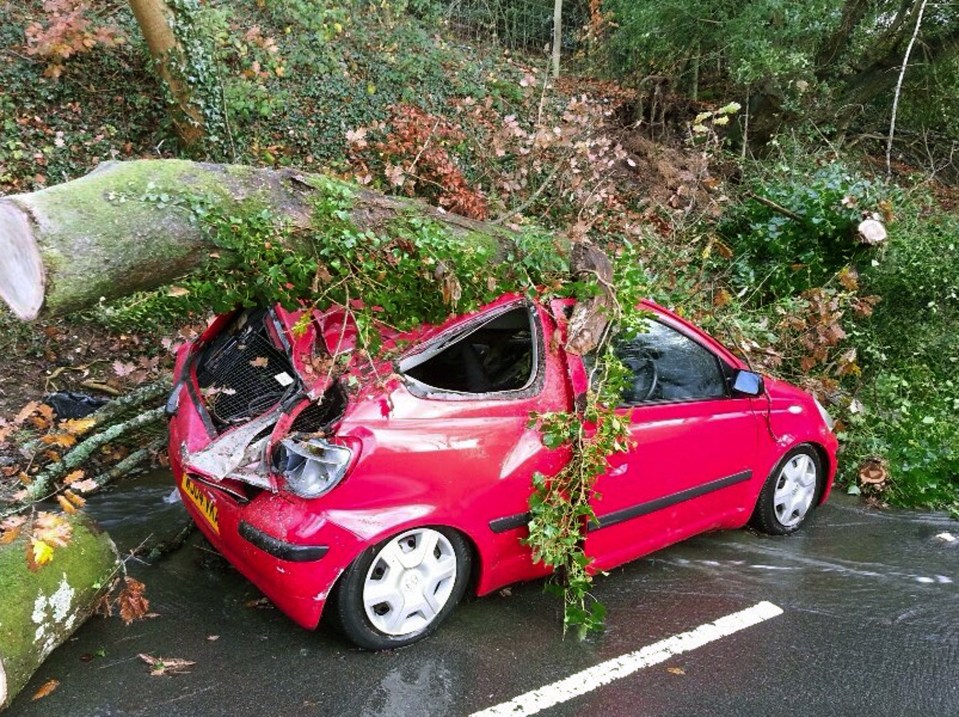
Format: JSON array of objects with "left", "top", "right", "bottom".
[
  {"left": 333, "top": 526, "right": 471, "bottom": 650},
  {"left": 751, "top": 445, "right": 822, "bottom": 535}
]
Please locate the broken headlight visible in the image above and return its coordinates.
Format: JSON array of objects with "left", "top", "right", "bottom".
[{"left": 273, "top": 437, "right": 352, "bottom": 499}]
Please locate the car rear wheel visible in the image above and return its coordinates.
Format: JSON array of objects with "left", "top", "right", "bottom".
[
  {"left": 333, "top": 527, "right": 470, "bottom": 650},
  {"left": 751, "top": 445, "right": 822, "bottom": 535}
]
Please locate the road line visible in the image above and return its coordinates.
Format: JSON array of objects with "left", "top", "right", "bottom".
[{"left": 469, "top": 600, "right": 784, "bottom": 717}]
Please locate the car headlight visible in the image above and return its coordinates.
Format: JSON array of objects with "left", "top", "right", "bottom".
[
  {"left": 273, "top": 437, "right": 353, "bottom": 499},
  {"left": 814, "top": 398, "right": 835, "bottom": 431}
]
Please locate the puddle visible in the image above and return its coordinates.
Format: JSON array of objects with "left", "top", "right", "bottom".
[{"left": 85, "top": 468, "right": 190, "bottom": 551}]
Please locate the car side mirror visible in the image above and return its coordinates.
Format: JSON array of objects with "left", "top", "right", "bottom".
[{"left": 732, "top": 370, "right": 764, "bottom": 397}]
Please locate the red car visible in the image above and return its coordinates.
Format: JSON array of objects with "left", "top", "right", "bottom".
[{"left": 167, "top": 295, "right": 837, "bottom": 649}]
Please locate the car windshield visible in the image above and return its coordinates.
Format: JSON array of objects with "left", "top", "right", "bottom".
[{"left": 398, "top": 305, "right": 537, "bottom": 394}]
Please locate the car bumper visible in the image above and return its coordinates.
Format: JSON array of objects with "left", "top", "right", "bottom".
[{"left": 168, "top": 405, "right": 363, "bottom": 630}]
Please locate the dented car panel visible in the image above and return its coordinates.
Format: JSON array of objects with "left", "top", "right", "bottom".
[{"left": 168, "top": 294, "right": 837, "bottom": 641}]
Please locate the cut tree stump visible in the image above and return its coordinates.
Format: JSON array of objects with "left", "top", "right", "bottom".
[{"left": 0, "top": 513, "right": 118, "bottom": 709}]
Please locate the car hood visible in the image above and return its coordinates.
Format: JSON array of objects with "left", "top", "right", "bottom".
[{"left": 177, "top": 305, "right": 388, "bottom": 491}]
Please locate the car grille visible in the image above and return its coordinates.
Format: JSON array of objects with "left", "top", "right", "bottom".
[
  {"left": 196, "top": 309, "right": 296, "bottom": 430},
  {"left": 289, "top": 385, "right": 347, "bottom": 434}
]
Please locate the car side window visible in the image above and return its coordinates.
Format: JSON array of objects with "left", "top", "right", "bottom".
[{"left": 615, "top": 319, "right": 726, "bottom": 404}]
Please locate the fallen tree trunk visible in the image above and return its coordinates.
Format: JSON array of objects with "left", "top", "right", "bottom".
[
  {"left": 0, "top": 159, "right": 553, "bottom": 322},
  {"left": 0, "top": 513, "right": 119, "bottom": 709}
]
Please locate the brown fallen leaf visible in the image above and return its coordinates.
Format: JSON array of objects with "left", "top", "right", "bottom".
[
  {"left": 118, "top": 577, "right": 150, "bottom": 624},
  {"left": 666, "top": 666, "right": 686, "bottom": 676},
  {"left": 62, "top": 417, "right": 97, "bottom": 435},
  {"left": 32, "top": 678, "right": 60, "bottom": 700},
  {"left": 63, "top": 489, "right": 86, "bottom": 509},
  {"left": 14, "top": 401, "right": 40, "bottom": 425},
  {"left": 34, "top": 511, "right": 72, "bottom": 548},
  {"left": 57, "top": 494, "right": 78, "bottom": 514},
  {"left": 0, "top": 515, "right": 27, "bottom": 545},
  {"left": 245, "top": 596, "right": 273, "bottom": 609},
  {"left": 70, "top": 478, "right": 100, "bottom": 493},
  {"left": 138, "top": 653, "right": 196, "bottom": 676},
  {"left": 41, "top": 433, "right": 77, "bottom": 449}
]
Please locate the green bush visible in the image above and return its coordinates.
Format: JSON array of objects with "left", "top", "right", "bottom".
[
  {"left": 719, "top": 161, "right": 891, "bottom": 298},
  {"left": 840, "top": 192, "right": 959, "bottom": 512},
  {"left": 841, "top": 368, "right": 959, "bottom": 514}
]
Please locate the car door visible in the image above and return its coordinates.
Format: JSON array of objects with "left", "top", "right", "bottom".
[{"left": 584, "top": 316, "right": 762, "bottom": 572}]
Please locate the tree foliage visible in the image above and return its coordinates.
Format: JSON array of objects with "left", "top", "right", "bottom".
[{"left": 601, "top": 0, "right": 959, "bottom": 146}]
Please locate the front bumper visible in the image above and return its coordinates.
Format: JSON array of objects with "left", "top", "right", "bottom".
[{"left": 168, "top": 398, "right": 363, "bottom": 630}]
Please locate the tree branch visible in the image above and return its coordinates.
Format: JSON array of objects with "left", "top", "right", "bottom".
[{"left": 887, "top": 0, "right": 929, "bottom": 179}]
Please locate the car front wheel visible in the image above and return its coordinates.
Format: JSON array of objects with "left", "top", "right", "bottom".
[
  {"left": 751, "top": 445, "right": 822, "bottom": 535},
  {"left": 333, "top": 526, "right": 471, "bottom": 650}
]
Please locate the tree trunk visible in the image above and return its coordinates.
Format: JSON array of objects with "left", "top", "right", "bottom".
[
  {"left": 0, "top": 514, "right": 119, "bottom": 709},
  {"left": 0, "top": 159, "right": 581, "bottom": 322},
  {"left": 552, "top": 0, "right": 563, "bottom": 78},
  {"left": 127, "top": 0, "right": 206, "bottom": 149}
]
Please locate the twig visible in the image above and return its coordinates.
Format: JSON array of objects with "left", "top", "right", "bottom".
[
  {"left": 887, "top": 0, "right": 928, "bottom": 179},
  {"left": 408, "top": 118, "right": 442, "bottom": 176},
  {"left": 491, "top": 150, "right": 573, "bottom": 225},
  {"left": 44, "top": 365, "right": 86, "bottom": 392},
  {"left": 745, "top": 191, "right": 803, "bottom": 222},
  {"left": 537, "top": 54, "right": 552, "bottom": 127},
  {"left": 0, "top": 48, "right": 40, "bottom": 63},
  {"left": 80, "top": 380, "right": 123, "bottom": 396}
]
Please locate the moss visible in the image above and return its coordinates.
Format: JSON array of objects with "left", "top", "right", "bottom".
[{"left": 0, "top": 514, "right": 118, "bottom": 709}]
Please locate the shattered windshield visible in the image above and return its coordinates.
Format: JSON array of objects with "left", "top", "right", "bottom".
[{"left": 399, "top": 305, "right": 538, "bottom": 395}]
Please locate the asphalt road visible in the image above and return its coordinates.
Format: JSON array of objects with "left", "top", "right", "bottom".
[{"left": 7, "top": 475, "right": 958, "bottom": 717}]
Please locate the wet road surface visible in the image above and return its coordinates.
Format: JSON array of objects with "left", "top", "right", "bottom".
[{"left": 7, "top": 473, "right": 958, "bottom": 716}]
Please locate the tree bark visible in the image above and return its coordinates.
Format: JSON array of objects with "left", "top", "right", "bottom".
[
  {"left": 815, "top": 0, "right": 873, "bottom": 70},
  {"left": 0, "top": 159, "right": 585, "bottom": 321},
  {"left": 127, "top": 0, "right": 205, "bottom": 148},
  {"left": 0, "top": 514, "right": 118, "bottom": 709},
  {"left": 552, "top": 0, "right": 563, "bottom": 78}
]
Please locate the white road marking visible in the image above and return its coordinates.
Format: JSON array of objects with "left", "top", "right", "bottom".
[{"left": 470, "top": 601, "right": 784, "bottom": 717}]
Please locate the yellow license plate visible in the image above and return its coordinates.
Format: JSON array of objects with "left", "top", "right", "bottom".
[{"left": 181, "top": 474, "right": 219, "bottom": 534}]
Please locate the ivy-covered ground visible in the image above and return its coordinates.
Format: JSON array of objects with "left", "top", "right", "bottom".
[{"left": 1, "top": 0, "right": 957, "bottom": 516}]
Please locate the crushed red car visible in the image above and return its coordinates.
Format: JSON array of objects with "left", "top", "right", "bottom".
[{"left": 167, "top": 294, "right": 837, "bottom": 649}]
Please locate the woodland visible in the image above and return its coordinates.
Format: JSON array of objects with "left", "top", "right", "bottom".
[{"left": 0, "top": 0, "right": 958, "bottom": 704}]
